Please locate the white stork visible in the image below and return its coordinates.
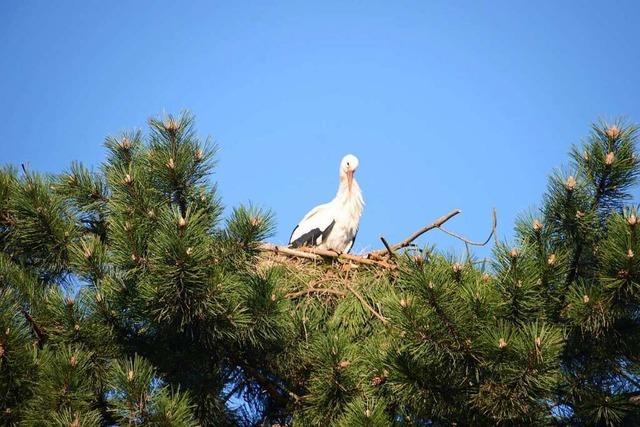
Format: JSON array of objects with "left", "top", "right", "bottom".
[{"left": 289, "top": 154, "right": 364, "bottom": 253}]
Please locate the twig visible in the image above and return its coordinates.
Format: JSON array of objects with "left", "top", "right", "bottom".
[
  {"left": 437, "top": 208, "right": 497, "bottom": 247},
  {"left": 259, "top": 244, "right": 395, "bottom": 269},
  {"left": 263, "top": 244, "right": 321, "bottom": 261},
  {"left": 221, "top": 379, "right": 246, "bottom": 405},
  {"left": 234, "top": 358, "right": 302, "bottom": 406},
  {"left": 21, "top": 309, "right": 46, "bottom": 347},
  {"left": 369, "top": 209, "right": 461, "bottom": 256},
  {"left": 344, "top": 282, "right": 389, "bottom": 324},
  {"left": 285, "top": 288, "right": 347, "bottom": 299},
  {"left": 380, "top": 236, "right": 395, "bottom": 258}
]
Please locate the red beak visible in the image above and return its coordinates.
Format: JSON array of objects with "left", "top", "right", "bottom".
[{"left": 347, "top": 170, "right": 354, "bottom": 192}]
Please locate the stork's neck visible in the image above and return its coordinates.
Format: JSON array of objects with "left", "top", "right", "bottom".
[{"left": 335, "top": 176, "right": 364, "bottom": 218}]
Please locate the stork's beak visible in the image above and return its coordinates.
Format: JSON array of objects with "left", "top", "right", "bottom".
[{"left": 347, "top": 170, "right": 354, "bottom": 192}]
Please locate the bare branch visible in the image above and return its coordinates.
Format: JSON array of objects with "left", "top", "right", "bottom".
[
  {"left": 260, "top": 244, "right": 321, "bottom": 261},
  {"left": 380, "top": 236, "right": 395, "bottom": 258},
  {"left": 437, "top": 208, "right": 497, "bottom": 247},
  {"left": 369, "top": 209, "right": 462, "bottom": 256}
]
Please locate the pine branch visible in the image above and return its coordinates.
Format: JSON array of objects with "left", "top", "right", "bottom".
[
  {"left": 423, "top": 285, "right": 474, "bottom": 358},
  {"left": 565, "top": 170, "right": 609, "bottom": 288}
]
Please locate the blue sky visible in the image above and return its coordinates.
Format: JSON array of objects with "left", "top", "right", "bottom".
[{"left": 2, "top": 1, "right": 639, "bottom": 258}]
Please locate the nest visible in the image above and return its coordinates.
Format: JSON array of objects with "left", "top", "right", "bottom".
[{"left": 254, "top": 208, "right": 496, "bottom": 324}]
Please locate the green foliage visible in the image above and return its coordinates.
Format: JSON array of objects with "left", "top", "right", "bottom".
[
  {"left": 108, "top": 355, "right": 197, "bottom": 426},
  {"left": 1, "top": 114, "right": 639, "bottom": 426},
  {"left": 21, "top": 346, "right": 100, "bottom": 426}
]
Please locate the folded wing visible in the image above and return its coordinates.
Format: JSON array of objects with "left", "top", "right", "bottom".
[{"left": 289, "top": 203, "right": 336, "bottom": 248}]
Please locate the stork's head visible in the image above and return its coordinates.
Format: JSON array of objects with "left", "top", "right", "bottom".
[{"left": 340, "top": 154, "right": 359, "bottom": 192}]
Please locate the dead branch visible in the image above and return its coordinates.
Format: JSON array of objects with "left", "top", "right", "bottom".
[
  {"left": 369, "top": 209, "right": 462, "bottom": 256},
  {"left": 260, "top": 244, "right": 321, "bottom": 261},
  {"left": 437, "top": 208, "right": 497, "bottom": 246},
  {"left": 259, "top": 243, "right": 395, "bottom": 269},
  {"left": 379, "top": 236, "right": 395, "bottom": 258}
]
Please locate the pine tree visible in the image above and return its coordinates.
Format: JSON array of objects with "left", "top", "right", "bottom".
[{"left": 1, "top": 113, "right": 639, "bottom": 426}]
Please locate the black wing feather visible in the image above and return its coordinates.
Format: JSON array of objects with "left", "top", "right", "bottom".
[
  {"left": 289, "top": 220, "right": 336, "bottom": 248},
  {"left": 347, "top": 228, "right": 358, "bottom": 254}
]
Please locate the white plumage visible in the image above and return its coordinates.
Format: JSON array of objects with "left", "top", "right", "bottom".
[{"left": 289, "top": 154, "right": 364, "bottom": 253}]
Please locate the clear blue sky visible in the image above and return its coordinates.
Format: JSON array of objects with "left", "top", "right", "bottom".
[{"left": 2, "top": 1, "right": 639, "bottom": 258}]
